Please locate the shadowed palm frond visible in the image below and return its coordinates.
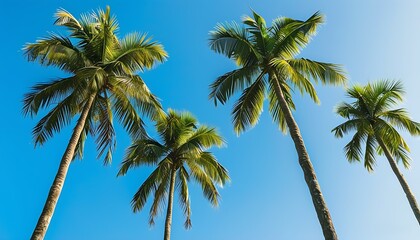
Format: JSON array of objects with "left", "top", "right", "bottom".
[
  {"left": 131, "top": 160, "right": 171, "bottom": 213},
  {"left": 92, "top": 95, "right": 115, "bottom": 164},
  {"left": 111, "top": 87, "right": 146, "bottom": 140},
  {"left": 194, "top": 152, "right": 230, "bottom": 185},
  {"left": 344, "top": 130, "right": 366, "bottom": 163},
  {"left": 148, "top": 168, "right": 170, "bottom": 226},
  {"left": 32, "top": 91, "right": 85, "bottom": 146},
  {"left": 118, "top": 139, "right": 166, "bottom": 176},
  {"left": 110, "top": 32, "right": 167, "bottom": 72},
  {"left": 177, "top": 166, "right": 192, "bottom": 229},
  {"left": 270, "top": 12, "right": 324, "bottom": 59},
  {"left": 209, "top": 21, "right": 259, "bottom": 66},
  {"left": 332, "top": 119, "right": 367, "bottom": 138},
  {"left": 24, "top": 33, "right": 86, "bottom": 73},
  {"left": 364, "top": 135, "right": 377, "bottom": 172},
  {"left": 112, "top": 75, "right": 164, "bottom": 120},
  {"left": 187, "top": 161, "right": 220, "bottom": 206},
  {"left": 232, "top": 72, "right": 266, "bottom": 134},
  {"left": 209, "top": 65, "right": 259, "bottom": 105},
  {"left": 23, "top": 76, "right": 87, "bottom": 117}
]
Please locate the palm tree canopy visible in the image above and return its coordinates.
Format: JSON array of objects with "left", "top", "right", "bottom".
[
  {"left": 209, "top": 11, "right": 347, "bottom": 134},
  {"left": 23, "top": 6, "right": 168, "bottom": 164},
  {"left": 118, "top": 109, "right": 229, "bottom": 228},
  {"left": 332, "top": 80, "right": 420, "bottom": 171}
]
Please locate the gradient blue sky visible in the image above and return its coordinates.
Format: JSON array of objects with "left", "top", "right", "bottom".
[{"left": 1, "top": 0, "right": 420, "bottom": 239}]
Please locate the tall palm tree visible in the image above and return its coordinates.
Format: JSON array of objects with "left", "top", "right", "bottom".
[
  {"left": 118, "top": 109, "right": 229, "bottom": 240},
  {"left": 332, "top": 80, "right": 420, "bottom": 224},
  {"left": 24, "top": 7, "right": 167, "bottom": 239},
  {"left": 208, "top": 11, "right": 346, "bottom": 239}
]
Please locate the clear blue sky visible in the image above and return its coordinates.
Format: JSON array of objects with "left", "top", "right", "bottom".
[{"left": 1, "top": 0, "right": 420, "bottom": 239}]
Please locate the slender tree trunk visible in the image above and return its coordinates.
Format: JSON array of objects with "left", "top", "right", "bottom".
[
  {"left": 271, "top": 74, "right": 338, "bottom": 240},
  {"left": 376, "top": 136, "right": 420, "bottom": 225},
  {"left": 31, "top": 94, "right": 96, "bottom": 240},
  {"left": 164, "top": 168, "right": 177, "bottom": 240}
]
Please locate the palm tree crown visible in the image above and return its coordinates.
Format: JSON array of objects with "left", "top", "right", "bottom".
[
  {"left": 209, "top": 11, "right": 346, "bottom": 133},
  {"left": 332, "top": 80, "right": 420, "bottom": 170},
  {"left": 118, "top": 109, "right": 229, "bottom": 230},
  {"left": 332, "top": 80, "right": 420, "bottom": 225},
  {"left": 24, "top": 6, "right": 167, "bottom": 163}
]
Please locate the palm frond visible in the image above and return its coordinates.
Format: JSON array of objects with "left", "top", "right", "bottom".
[
  {"left": 148, "top": 168, "right": 171, "bottom": 226},
  {"left": 364, "top": 135, "right": 377, "bottom": 172},
  {"left": 267, "top": 74, "right": 295, "bottom": 133},
  {"left": 270, "top": 12, "right": 324, "bottom": 58},
  {"left": 187, "top": 161, "right": 220, "bottom": 206},
  {"left": 23, "top": 76, "right": 83, "bottom": 117},
  {"left": 111, "top": 86, "right": 146, "bottom": 140},
  {"left": 92, "top": 95, "right": 115, "bottom": 164},
  {"left": 282, "top": 58, "right": 347, "bottom": 86},
  {"left": 242, "top": 11, "right": 268, "bottom": 55},
  {"left": 111, "top": 75, "right": 164, "bottom": 121},
  {"left": 209, "top": 21, "right": 260, "bottom": 66},
  {"left": 193, "top": 152, "right": 229, "bottom": 186},
  {"left": 54, "top": 8, "right": 90, "bottom": 41},
  {"left": 118, "top": 139, "right": 166, "bottom": 176},
  {"left": 73, "top": 118, "right": 93, "bottom": 160},
  {"left": 334, "top": 102, "right": 364, "bottom": 119},
  {"left": 232, "top": 72, "right": 266, "bottom": 134},
  {"left": 271, "top": 58, "right": 320, "bottom": 103},
  {"left": 209, "top": 66, "right": 259, "bottom": 105},
  {"left": 380, "top": 108, "right": 420, "bottom": 135},
  {"left": 109, "top": 32, "right": 167, "bottom": 72},
  {"left": 32, "top": 91, "right": 84, "bottom": 145},
  {"left": 344, "top": 130, "right": 367, "bottom": 163},
  {"left": 375, "top": 119, "right": 408, "bottom": 150},
  {"left": 391, "top": 145, "right": 411, "bottom": 168},
  {"left": 131, "top": 160, "right": 171, "bottom": 212},
  {"left": 24, "top": 33, "right": 86, "bottom": 73},
  {"left": 332, "top": 119, "right": 368, "bottom": 138},
  {"left": 177, "top": 166, "right": 192, "bottom": 229},
  {"left": 178, "top": 126, "right": 225, "bottom": 155}
]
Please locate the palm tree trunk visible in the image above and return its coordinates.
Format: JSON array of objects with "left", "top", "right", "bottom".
[
  {"left": 271, "top": 74, "right": 338, "bottom": 240},
  {"left": 164, "top": 168, "right": 177, "bottom": 240},
  {"left": 376, "top": 136, "right": 420, "bottom": 225},
  {"left": 31, "top": 94, "right": 96, "bottom": 240}
]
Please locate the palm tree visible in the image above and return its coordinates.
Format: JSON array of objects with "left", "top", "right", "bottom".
[
  {"left": 332, "top": 80, "right": 420, "bottom": 224},
  {"left": 118, "top": 109, "right": 229, "bottom": 240},
  {"left": 208, "top": 11, "right": 346, "bottom": 239},
  {"left": 24, "top": 7, "right": 167, "bottom": 239}
]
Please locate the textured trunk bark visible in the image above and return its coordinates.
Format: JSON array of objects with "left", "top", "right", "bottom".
[
  {"left": 163, "top": 168, "right": 177, "bottom": 240},
  {"left": 31, "top": 94, "right": 96, "bottom": 240},
  {"left": 376, "top": 136, "right": 420, "bottom": 225},
  {"left": 271, "top": 74, "right": 338, "bottom": 240}
]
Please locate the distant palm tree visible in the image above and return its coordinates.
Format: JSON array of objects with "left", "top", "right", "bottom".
[
  {"left": 24, "top": 7, "right": 167, "bottom": 239},
  {"left": 332, "top": 80, "right": 420, "bottom": 225},
  {"left": 209, "top": 11, "right": 346, "bottom": 239},
  {"left": 118, "top": 109, "right": 229, "bottom": 240}
]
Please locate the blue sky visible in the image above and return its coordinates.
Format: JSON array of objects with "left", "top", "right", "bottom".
[{"left": 1, "top": 0, "right": 420, "bottom": 239}]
